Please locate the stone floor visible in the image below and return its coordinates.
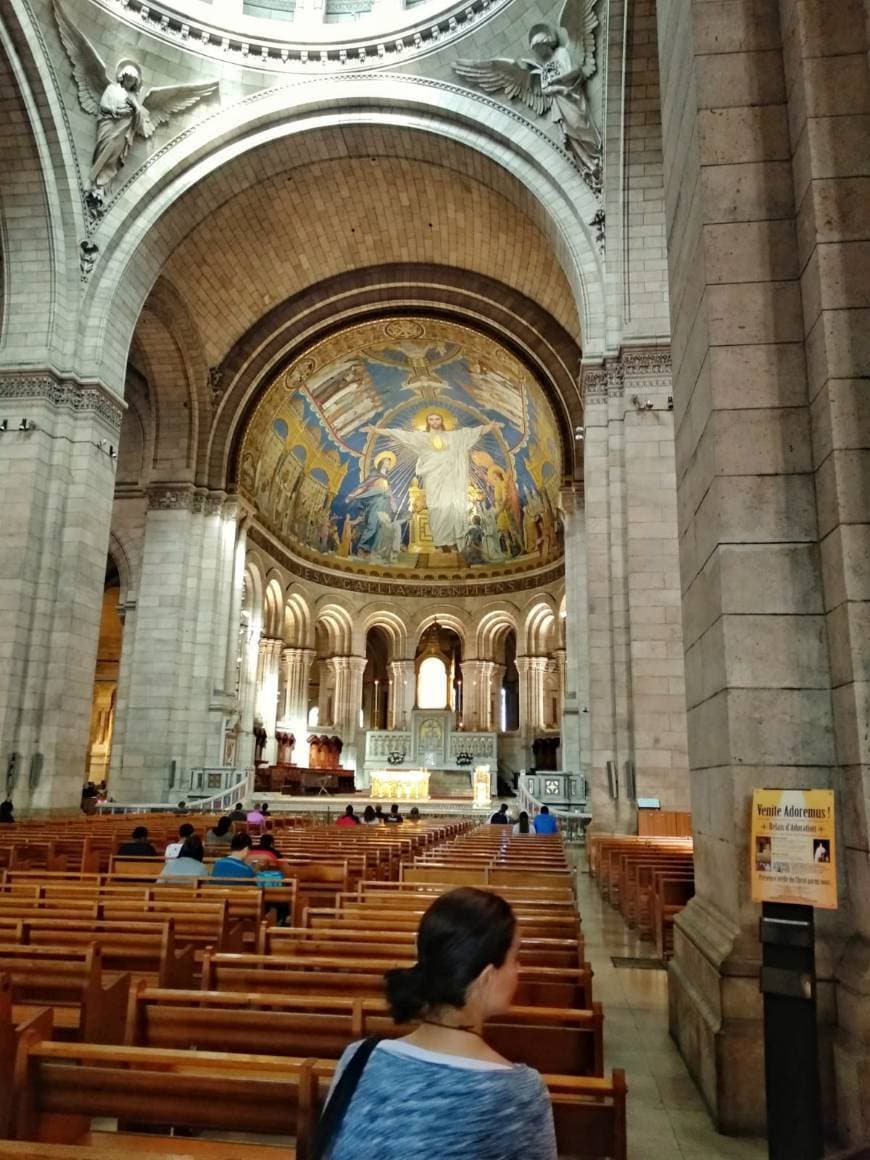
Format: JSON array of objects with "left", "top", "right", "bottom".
[{"left": 575, "top": 867, "right": 769, "bottom": 1160}]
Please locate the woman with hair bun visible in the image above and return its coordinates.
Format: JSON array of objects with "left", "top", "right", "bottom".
[{"left": 314, "top": 887, "right": 557, "bottom": 1159}]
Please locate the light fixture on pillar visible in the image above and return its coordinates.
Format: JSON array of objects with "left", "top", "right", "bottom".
[
  {"left": 631, "top": 395, "right": 655, "bottom": 412},
  {"left": 574, "top": 424, "right": 585, "bottom": 441},
  {"left": 18, "top": 418, "right": 34, "bottom": 431}
]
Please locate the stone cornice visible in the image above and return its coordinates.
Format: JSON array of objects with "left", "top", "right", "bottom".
[{"left": 0, "top": 373, "right": 124, "bottom": 432}]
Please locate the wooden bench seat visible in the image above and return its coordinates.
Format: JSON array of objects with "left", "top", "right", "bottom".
[
  {"left": 125, "top": 982, "right": 605, "bottom": 1075},
  {"left": 201, "top": 950, "right": 594, "bottom": 1008},
  {"left": 259, "top": 924, "right": 586, "bottom": 969},
  {"left": 0, "top": 945, "right": 128, "bottom": 1043},
  {"left": 0, "top": 918, "right": 195, "bottom": 988},
  {"left": 10, "top": 1033, "right": 625, "bottom": 1160},
  {"left": 10, "top": 1035, "right": 316, "bottom": 1159}
]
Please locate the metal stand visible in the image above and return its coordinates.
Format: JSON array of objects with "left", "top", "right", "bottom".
[{"left": 760, "top": 902, "right": 823, "bottom": 1160}]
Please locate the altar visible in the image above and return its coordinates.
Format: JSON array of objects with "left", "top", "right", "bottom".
[
  {"left": 362, "top": 709, "right": 497, "bottom": 799},
  {"left": 369, "top": 768, "right": 430, "bottom": 801}
]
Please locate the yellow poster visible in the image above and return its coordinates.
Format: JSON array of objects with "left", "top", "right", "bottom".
[{"left": 750, "top": 789, "right": 837, "bottom": 909}]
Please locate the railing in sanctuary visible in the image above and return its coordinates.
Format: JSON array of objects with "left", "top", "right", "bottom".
[
  {"left": 95, "top": 768, "right": 254, "bottom": 815},
  {"left": 517, "top": 771, "right": 592, "bottom": 841}
]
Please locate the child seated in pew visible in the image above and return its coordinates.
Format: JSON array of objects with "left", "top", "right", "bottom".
[
  {"left": 158, "top": 836, "right": 209, "bottom": 882},
  {"left": 512, "top": 811, "right": 532, "bottom": 835},
  {"left": 315, "top": 887, "right": 557, "bottom": 1160}
]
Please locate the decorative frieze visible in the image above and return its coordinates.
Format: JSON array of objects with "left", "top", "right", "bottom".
[{"left": 0, "top": 373, "right": 124, "bottom": 433}]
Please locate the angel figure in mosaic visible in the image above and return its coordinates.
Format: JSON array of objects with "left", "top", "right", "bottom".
[
  {"left": 53, "top": 1, "right": 219, "bottom": 208},
  {"left": 453, "top": 0, "right": 601, "bottom": 176}
]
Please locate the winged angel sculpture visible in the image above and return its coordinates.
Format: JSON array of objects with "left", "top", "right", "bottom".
[
  {"left": 453, "top": 0, "right": 601, "bottom": 180},
  {"left": 54, "top": 1, "right": 219, "bottom": 210}
]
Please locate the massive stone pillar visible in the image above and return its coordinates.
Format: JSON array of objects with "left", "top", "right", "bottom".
[
  {"left": 459, "top": 660, "right": 493, "bottom": 732},
  {"left": 278, "top": 646, "right": 315, "bottom": 763},
  {"left": 581, "top": 352, "right": 690, "bottom": 827},
  {"left": 387, "top": 659, "right": 415, "bottom": 728},
  {"left": 560, "top": 485, "right": 590, "bottom": 784},
  {"left": 0, "top": 374, "right": 122, "bottom": 811},
  {"left": 516, "top": 656, "right": 548, "bottom": 733},
  {"left": 656, "top": 0, "right": 861, "bottom": 1134},
  {"left": 112, "top": 489, "right": 240, "bottom": 800},
  {"left": 255, "top": 636, "right": 283, "bottom": 764},
  {"left": 778, "top": 0, "right": 870, "bottom": 1142},
  {"left": 489, "top": 663, "right": 506, "bottom": 732}
]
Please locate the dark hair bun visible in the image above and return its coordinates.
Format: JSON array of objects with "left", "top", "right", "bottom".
[
  {"left": 385, "top": 964, "right": 427, "bottom": 1023},
  {"left": 383, "top": 888, "right": 516, "bottom": 1024}
]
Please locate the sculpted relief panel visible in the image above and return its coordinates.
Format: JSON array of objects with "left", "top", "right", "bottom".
[{"left": 240, "top": 318, "right": 565, "bottom": 582}]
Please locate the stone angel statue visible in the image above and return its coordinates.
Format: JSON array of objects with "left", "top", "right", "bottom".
[
  {"left": 453, "top": 0, "right": 601, "bottom": 176},
  {"left": 53, "top": 0, "right": 219, "bottom": 208}
]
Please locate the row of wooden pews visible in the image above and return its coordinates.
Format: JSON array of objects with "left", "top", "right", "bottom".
[
  {"left": 0, "top": 817, "right": 627, "bottom": 1158},
  {"left": 587, "top": 830, "right": 695, "bottom": 958}
]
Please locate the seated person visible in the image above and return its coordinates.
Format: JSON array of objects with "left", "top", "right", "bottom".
[
  {"left": 532, "top": 806, "right": 558, "bottom": 835},
  {"left": 512, "top": 811, "right": 532, "bottom": 835},
  {"left": 362, "top": 805, "right": 380, "bottom": 826},
  {"left": 211, "top": 832, "right": 257, "bottom": 882},
  {"left": 488, "top": 803, "right": 510, "bottom": 825},
  {"left": 318, "top": 887, "right": 557, "bottom": 1159},
  {"left": 205, "top": 816, "right": 233, "bottom": 848},
  {"left": 247, "top": 802, "right": 267, "bottom": 825},
  {"left": 409, "top": 806, "right": 421, "bottom": 822},
  {"left": 250, "top": 833, "right": 281, "bottom": 861},
  {"left": 158, "top": 836, "right": 209, "bottom": 882},
  {"left": 172, "top": 799, "right": 188, "bottom": 814},
  {"left": 336, "top": 804, "right": 361, "bottom": 827},
  {"left": 384, "top": 803, "right": 404, "bottom": 825},
  {"left": 165, "top": 822, "right": 195, "bottom": 859},
  {"left": 0, "top": 800, "right": 15, "bottom": 824},
  {"left": 118, "top": 825, "right": 157, "bottom": 856},
  {"left": 227, "top": 801, "right": 248, "bottom": 822}
]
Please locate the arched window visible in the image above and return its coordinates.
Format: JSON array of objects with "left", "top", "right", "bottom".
[{"left": 417, "top": 655, "right": 448, "bottom": 709}]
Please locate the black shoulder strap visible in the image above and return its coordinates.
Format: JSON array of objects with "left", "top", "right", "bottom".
[{"left": 311, "top": 1037, "right": 380, "bottom": 1160}]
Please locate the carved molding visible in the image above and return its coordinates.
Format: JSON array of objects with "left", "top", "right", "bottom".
[
  {"left": 579, "top": 366, "right": 608, "bottom": 405},
  {"left": 147, "top": 485, "right": 230, "bottom": 514},
  {"left": 621, "top": 348, "right": 673, "bottom": 392},
  {"left": 0, "top": 373, "right": 124, "bottom": 433}
]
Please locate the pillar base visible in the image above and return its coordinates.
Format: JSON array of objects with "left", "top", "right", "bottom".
[
  {"left": 667, "top": 896, "right": 767, "bottom": 1135},
  {"left": 833, "top": 935, "right": 870, "bottom": 1146}
]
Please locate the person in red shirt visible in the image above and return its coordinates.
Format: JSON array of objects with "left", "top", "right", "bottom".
[{"left": 336, "top": 804, "right": 361, "bottom": 827}]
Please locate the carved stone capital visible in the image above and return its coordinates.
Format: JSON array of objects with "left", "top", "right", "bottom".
[
  {"left": 0, "top": 373, "right": 124, "bottom": 434},
  {"left": 621, "top": 347, "right": 673, "bottom": 392}
]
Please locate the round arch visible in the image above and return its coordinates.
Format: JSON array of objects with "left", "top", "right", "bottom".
[
  {"left": 314, "top": 602, "right": 354, "bottom": 655},
  {"left": 78, "top": 80, "right": 605, "bottom": 390},
  {"left": 263, "top": 576, "right": 285, "bottom": 638},
  {"left": 415, "top": 610, "right": 467, "bottom": 649},
  {"left": 523, "top": 598, "right": 558, "bottom": 656},
  {"left": 475, "top": 606, "right": 520, "bottom": 661},
  {"left": 355, "top": 606, "right": 409, "bottom": 660},
  {"left": 283, "top": 590, "right": 312, "bottom": 648}
]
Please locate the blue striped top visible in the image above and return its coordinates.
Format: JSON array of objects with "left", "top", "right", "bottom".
[{"left": 326, "top": 1038, "right": 558, "bottom": 1160}]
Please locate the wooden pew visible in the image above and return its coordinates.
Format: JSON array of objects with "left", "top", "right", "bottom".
[
  {"left": 201, "top": 950, "right": 594, "bottom": 1009},
  {"left": 653, "top": 874, "right": 695, "bottom": 960},
  {"left": 0, "top": 945, "right": 128, "bottom": 1043},
  {"left": 259, "top": 924, "right": 586, "bottom": 969},
  {"left": 0, "top": 918, "right": 195, "bottom": 988},
  {"left": 125, "top": 982, "right": 605, "bottom": 1076},
  {"left": 10, "top": 1035, "right": 318, "bottom": 1159},
  {"left": 10, "top": 1032, "right": 626, "bottom": 1160}
]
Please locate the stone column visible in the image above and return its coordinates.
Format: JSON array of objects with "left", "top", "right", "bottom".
[
  {"left": 560, "top": 485, "right": 590, "bottom": 785},
  {"left": 0, "top": 374, "right": 122, "bottom": 811},
  {"left": 516, "top": 656, "right": 548, "bottom": 733},
  {"left": 656, "top": 0, "right": 836, "bottom": 1132},
  {"left": 278, "top": 645, "right": 315, "bottom": 764},
  {"left": 459, "top": 660, "right": 492, "bottom": 732},
  {"left": 388, "top": 659, "right": 416, "bottom": 728},
  {"left": 255, "top": 637, "right": 283, "bottom": 764},
  {"left": 490, "top": 663, "right": 506, "bottom": 731},
  {"left": 112, "top": 488, "right": 241, "bottom": 800},
  {"left": 778, "top": 0, "right": 870, "bottom": 1142},
  {"left": 317, "top": 658, "right": 333, "bottom": 726}
]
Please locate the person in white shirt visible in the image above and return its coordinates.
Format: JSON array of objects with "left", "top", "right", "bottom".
[{"left": 164, "top": 822, "right": 195, "bottom": 860}]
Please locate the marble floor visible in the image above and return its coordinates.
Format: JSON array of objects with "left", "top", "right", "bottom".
[{"left": 575, "top": 867, "right": 769, "bottom": 1160}]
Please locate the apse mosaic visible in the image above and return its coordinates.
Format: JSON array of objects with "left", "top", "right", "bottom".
[{"left": 239, "top": 317, "right": 564, "bottom": 578}]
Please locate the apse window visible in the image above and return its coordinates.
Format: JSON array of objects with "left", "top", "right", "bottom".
[{"left": 417, "top": 656, "right": 448, "bottom": 709}]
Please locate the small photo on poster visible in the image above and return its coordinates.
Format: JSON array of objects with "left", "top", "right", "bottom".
[
  {"left": 755, "top": 836, "right": 772, "bottom": 871},
  {"left": 813, "top": 839, "right": 831, "bottom": 864}
]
